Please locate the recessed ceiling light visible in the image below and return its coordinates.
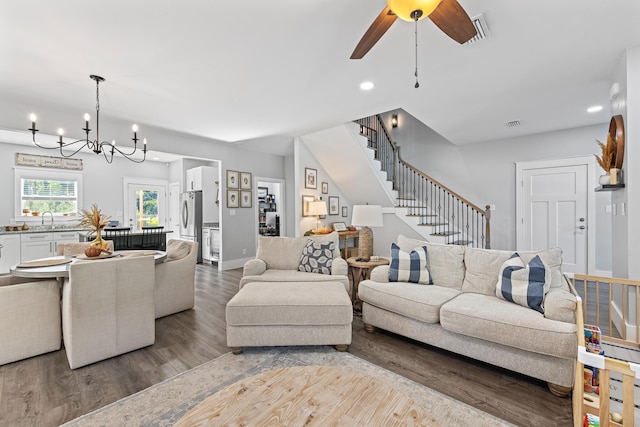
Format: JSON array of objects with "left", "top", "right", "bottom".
[
  {"left": 587, "top": 105, "right": 603, "bottom": 113},
  {"left": 360, "top": 81, "right": 374, "bottom": 91}
]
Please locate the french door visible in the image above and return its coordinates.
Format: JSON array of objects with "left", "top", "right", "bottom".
[{"left": 123, "top": 178, "right": 168, "bottom": 231}]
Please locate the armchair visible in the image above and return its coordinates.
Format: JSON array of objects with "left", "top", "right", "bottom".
[
  {"left": 240, "top": 232, "right": 349, "bottom": 292},
  {"left": 0, "top": 275, "right": 61, "bottom": 365},
  {"left": 154, "top": 239, "right": 198, "bottom": 318},
  {"left": 61, "top": 255, "right": 155, "bottom": 369}
]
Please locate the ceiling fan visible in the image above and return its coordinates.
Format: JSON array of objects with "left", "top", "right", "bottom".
[{"left": 350, "top": 0, "right": 477, "bottom": 60}]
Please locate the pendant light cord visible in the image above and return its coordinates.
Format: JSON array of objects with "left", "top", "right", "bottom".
[{"left": 414, "top": 16, "right": 420, "bottom": 89}]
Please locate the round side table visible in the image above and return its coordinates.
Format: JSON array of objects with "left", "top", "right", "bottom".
[{"left": 346, "top": 256, "right": 390, "bottom": 311}]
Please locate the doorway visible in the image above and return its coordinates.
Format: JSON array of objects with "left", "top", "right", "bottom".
[
  {"left": 516, "top": 156, "right": 596, "bottom": 275},
  {"left": 123, "top": 178, "right": 168, "bottom": 231},
  {"left": 255, "top": 178, "right": 285, "bottom": 237}
]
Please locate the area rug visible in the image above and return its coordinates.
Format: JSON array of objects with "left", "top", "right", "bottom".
[{"left": 63, "top": 346, "right": 514, "bottom": 426}]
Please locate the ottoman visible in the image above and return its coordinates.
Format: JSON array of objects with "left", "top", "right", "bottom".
[{"left": 226, "top": 281, "right": 353, "bottom": 354}]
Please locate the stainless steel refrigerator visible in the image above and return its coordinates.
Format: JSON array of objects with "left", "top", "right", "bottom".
[{"left": 180, "top": 191, "right": 203, "bottom": 263}]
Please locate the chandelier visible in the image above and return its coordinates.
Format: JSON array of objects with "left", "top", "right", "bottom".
[{"left": 28, "top": 74, "right": 147, "bottom": 163}]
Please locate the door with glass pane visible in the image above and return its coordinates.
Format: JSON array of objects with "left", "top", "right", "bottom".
[{"left": 125, "top": 182, "right": 167, "bottom": 231}]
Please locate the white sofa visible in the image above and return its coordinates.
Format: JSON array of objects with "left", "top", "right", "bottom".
[
  {"left": 358, "top": 235, "right": 578, "bottom": 396},
  {"left": 240, "top": 232, "right": 349, "bottom": 292}
]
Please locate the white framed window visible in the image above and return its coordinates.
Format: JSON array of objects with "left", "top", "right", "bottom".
[{"left": 14, "top": 167, "right": 83, "bottom": 220}]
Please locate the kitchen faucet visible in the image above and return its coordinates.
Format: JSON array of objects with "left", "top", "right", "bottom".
[{"left": 42, "top": 211, "right": 54, "bottom": 227}]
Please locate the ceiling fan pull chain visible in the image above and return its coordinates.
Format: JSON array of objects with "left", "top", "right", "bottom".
[{"left": 414, "top": 14, "right": 420, "bottom": 89}]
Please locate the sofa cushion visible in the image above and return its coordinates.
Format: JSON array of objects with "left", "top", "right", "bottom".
[
  {"left": 240, "top": 269, "right": 350, "bottom": 293},
  {"left": 298, "top": 240, "right": 334, "bottom": 275},
  {"left": 543, "top": 287, "right": 577, "bottom": 323},
  {"left": 462, "top": 247, "right": 563, "bottom": 296},
  {"left": 440, "top": 293, "right": 577, "bottom": 359},
  {"left": 166, "top": 239, "right": 192, "bottom": 261},
  {"left": 496, "top": 253, "right": 551, "bottom": 314},
  {"left": 396, "top": 236, "right": 465, "bottom": 290},
  {"left": 256, "top": 233, "right": 341, "bottom": 271},
  {"left": 389, "top": 243, "right": 432, "bottom": 285},
  {"left": 358, "top": 280, "right": 460, "bottom": 324}
]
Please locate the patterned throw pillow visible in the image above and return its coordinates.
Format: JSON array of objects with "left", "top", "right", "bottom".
[
  {"left": 298, "top": 240, "right": 334, "bottom": 275},
  {"left": 389, "top": 243, "right": 432, "bottom": 285},
  {"left": 495, "top": 252, "right": 551, "bottom": 313}
]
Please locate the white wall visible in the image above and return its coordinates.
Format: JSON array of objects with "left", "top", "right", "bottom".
[{"left": 382, "top": 109, "right": 613, "bottom": 271}]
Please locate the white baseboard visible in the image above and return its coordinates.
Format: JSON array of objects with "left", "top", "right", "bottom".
[
  {"left": 611, "top": 299, "right": 639, "bottom": 341},
  {"left": 219, "top": 257, "right": 252, "bottom": 271}
]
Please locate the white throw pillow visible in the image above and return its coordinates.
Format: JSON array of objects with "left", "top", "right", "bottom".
[{"left": 495, "top": 252, "right": 551, "bottom": 314}]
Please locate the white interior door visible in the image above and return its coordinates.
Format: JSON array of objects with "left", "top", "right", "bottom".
[{"left": 519, "top": 163, "right": 588, "bottom": 274}]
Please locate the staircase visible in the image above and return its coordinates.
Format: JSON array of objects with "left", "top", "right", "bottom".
[{"left": 354, "top": 115, "right": 491, "bottom": 248}]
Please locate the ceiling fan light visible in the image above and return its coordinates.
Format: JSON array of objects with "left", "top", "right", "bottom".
[{"left": 387, "top": 0, "right": 443, "bottom": 22}]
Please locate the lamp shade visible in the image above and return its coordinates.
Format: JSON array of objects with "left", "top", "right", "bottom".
[
  {"left": 351, "top": 205, "right": 383, "bottom": 227},
  {"left": 387, "top": 0, "right": 442, "bottom": 22},
  {"left": 307, "top": 201, "right": 328, "bottom": 217}
]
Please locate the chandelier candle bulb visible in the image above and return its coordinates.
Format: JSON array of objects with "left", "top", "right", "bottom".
[{"left": 57, "top": 128, "right": 64, "bottom": 144}]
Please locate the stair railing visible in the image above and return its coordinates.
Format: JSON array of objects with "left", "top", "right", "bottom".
[{"left": 355, "top": 115, "right": 491, "bottom": 249}]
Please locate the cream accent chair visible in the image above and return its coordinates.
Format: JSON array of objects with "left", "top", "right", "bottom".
[
  {"left": 240, "top": 232, "right": 349, "bottom": 292},
  {"left": 61, "top": 255, "right": 155, "bottom": 369},
  {"left": 0, "top": 275, "right": 61, "bottom": 365},
  {"left": 56, "top": 241, "right": 114, "bottom": 256},
  {"left": 154, "top": 239, "right": 198, "bottom": 318}
]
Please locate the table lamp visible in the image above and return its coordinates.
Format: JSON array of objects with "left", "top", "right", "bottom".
[
  {"left": 351, "top": 204, "right": 383, "bottom": 261},
  {"left": 308, "top": 200, "right": 328, "bottom": 232}
]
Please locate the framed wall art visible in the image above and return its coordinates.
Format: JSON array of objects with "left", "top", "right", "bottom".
[
  {"left": 321, "top": 182, "right": 328, "bottom": 194},
  {"left": 240, "top": 172, "right": 252, "bottom": 190},
  {"left": 329, "top": 196, "right": 339, "bottom": 215},
  {"left": 227, "top": 189, "right": 239, "bottom": 208},
  {"left": 227, "top": 170, "right": 239, "bottom": 189},
  {"left": 305, "top": 167, "right": 317, "bottom": 189},
  {"left": 342, "top": 206, "right": 348, "bottom": 217},
  {"left": 332, "top": 222, "right": 347, "bottom": 231},
  {"left": 302, "top": 195, "right": 314, "bottom": 216},
  {"left": 240, "top": 190, "right": 252, "bottom": 208}
]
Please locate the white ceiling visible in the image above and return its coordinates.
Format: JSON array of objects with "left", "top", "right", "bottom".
[{"left": 1, "top": 1, "right": 640, "bottom": 154}]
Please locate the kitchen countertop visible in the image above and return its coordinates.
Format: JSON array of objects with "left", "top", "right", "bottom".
[{"left": 0, "top": 224, "right": 88, "bottom": 236}]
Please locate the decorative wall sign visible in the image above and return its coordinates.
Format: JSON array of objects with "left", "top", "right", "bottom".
[{"left": 15, "top": 153, "right": 83, "bottom": 170}]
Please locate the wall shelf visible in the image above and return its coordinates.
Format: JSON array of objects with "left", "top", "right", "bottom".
[{"left": 595, "top": 184, "right": 625, "bottom": 192}]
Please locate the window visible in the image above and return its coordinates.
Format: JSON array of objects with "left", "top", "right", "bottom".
[{"left": 14, "top": 168, "right": 83, "bottom": 218}]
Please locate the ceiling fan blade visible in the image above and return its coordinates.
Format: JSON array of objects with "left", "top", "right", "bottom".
[
  {"left": 428, "top": 0, "right": 477, "bottom": 44},
  {"left": 350, "top": 6, "right": 398, "bottom": 59}
]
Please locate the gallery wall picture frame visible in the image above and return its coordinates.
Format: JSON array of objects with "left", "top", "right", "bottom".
[
  {"left": 321, "top": 182, "right": 328, "bottom": 194},
  {"left": 329, "top": 196, "right": 339, "bottom": 215},
  {"left": 240, "top": 190, "right": 252, "bottom": 208},
  {"left": 342, "top": 206, "right": 348, "bottom": 217},
  {"left": 227, "top": 170, "right": 239, "bottom": 189},
  {"left": 227, "top": 189, "right": 239, "bottom": 208},
  {"left": 302, "top": 195, "right": 315, "bottom": 216},
  {"left": 305, "top": 167, "right": 317, "bottom": 189},
  {"left": 240, "top": 172, "right": 252, "bottom": 190},
  {"left": 257, "top": 186, "right": 268, "bottom": 201},
  {"left": 332, "top": 222, "right": 347, "bottom": 231}
]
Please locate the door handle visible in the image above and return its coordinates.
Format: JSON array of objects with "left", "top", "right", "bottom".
[{"left": 578, "top": 225, "right": 585, "bottom": 230}]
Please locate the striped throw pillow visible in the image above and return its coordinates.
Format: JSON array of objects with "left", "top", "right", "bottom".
[
  {"left": 495, "top": 252, "right": 551, "bottom": 313},
  {"left": 389, "top": 243, "right": 432, "bottom": 285}
]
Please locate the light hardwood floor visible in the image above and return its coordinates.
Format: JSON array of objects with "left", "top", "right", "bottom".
[{"left": 0, "top": 264, "right": 573, "bottom": 426}]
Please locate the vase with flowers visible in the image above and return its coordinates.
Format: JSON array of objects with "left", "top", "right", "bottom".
[
  {"left": 79, "top": 204, "right": 111, "bottom": 249},
  {"left": 595, "top": 133, "right": 617, "bottom": 185}
]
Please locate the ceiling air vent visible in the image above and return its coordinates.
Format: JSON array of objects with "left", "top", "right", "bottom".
[
  {"left": 465, "top": 14, "right": 490, "bottom": 45},
  {"left": 506, "top": 120, "right": 521, "bottom": 128}
]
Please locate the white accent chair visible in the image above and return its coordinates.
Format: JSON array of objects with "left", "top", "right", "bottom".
[
  {"left": 154, "top": 239, "right": 198, "bottom": 318},
  {"left": 61, "top": 255, "right": 155, "bottom": 369},
  {"left": 0, "top": 275, "right": 61, "bottom": 365}
]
